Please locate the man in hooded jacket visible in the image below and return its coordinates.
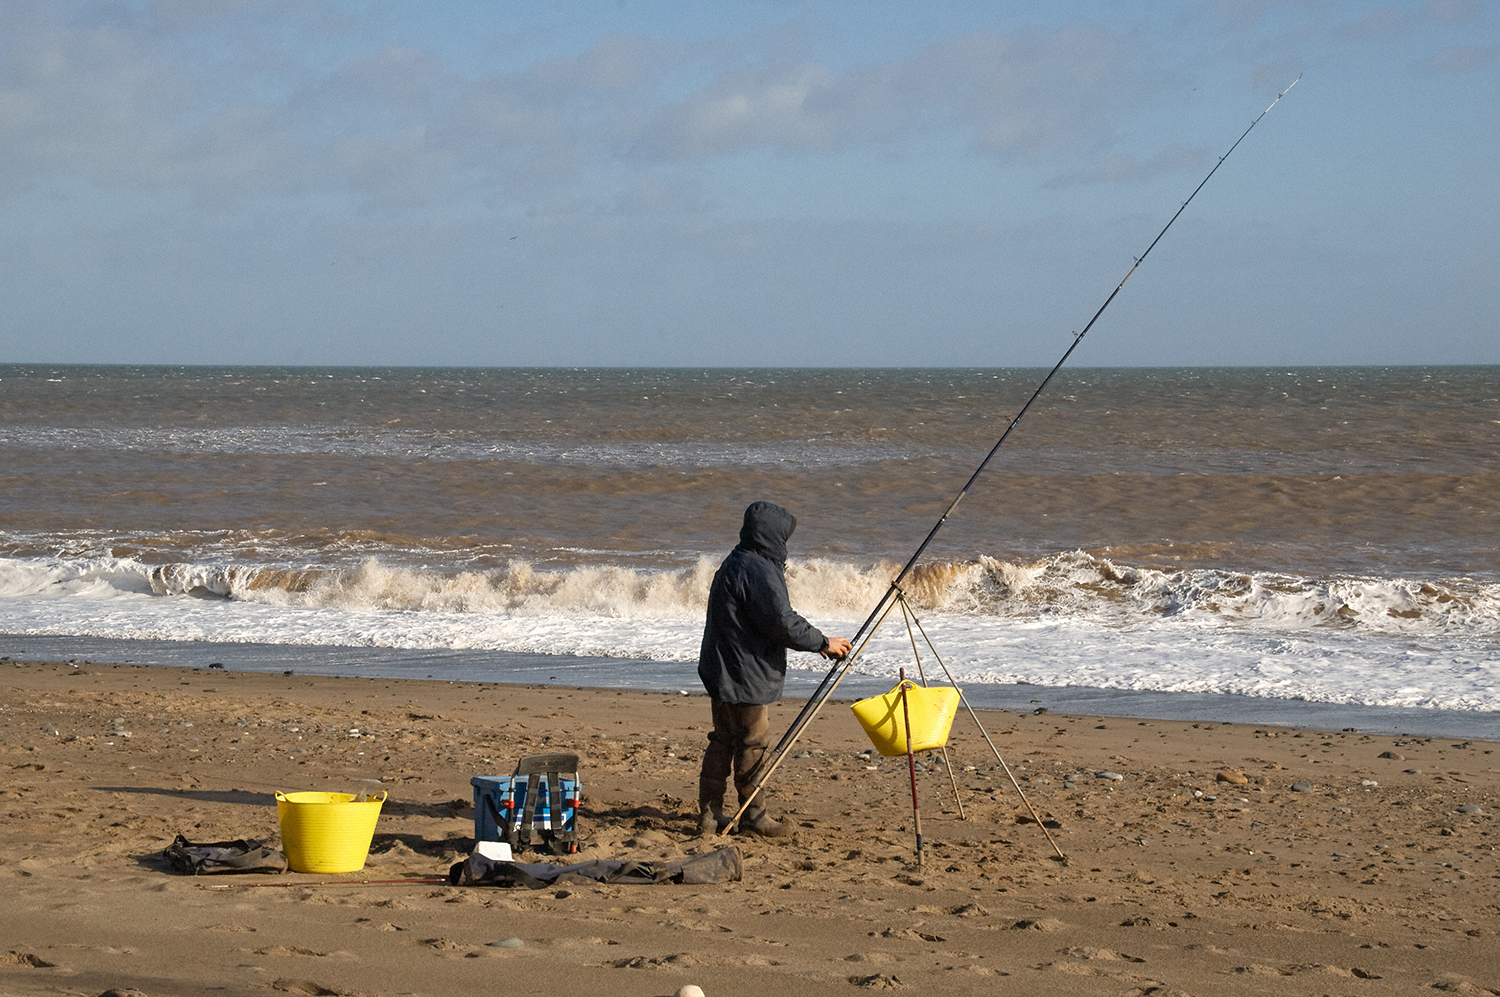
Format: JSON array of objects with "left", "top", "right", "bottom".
[{"left": 696, "top": 501, "right": 851, "bottom": 836}]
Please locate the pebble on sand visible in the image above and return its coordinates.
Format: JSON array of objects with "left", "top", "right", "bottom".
[
  {"left": 487, "top": 937, "right": 524, "bottom": 948},
  {"left": 676, "top": 987, "right": 706, "bottom": 997},
  {"left": 1291, "top": 780, "right": 1313, "bottom": 792},
  {"left": 1215, "top": 769, "right": 1249, "bottom": 785}
]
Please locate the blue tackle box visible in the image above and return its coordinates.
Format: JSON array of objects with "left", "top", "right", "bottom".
[{"left": 471, "top": 752, "right": 580, "bottom": 853}]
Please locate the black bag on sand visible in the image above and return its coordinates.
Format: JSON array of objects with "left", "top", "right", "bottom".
[
  {"left": 449, "top": 845, "right": 742, "bottom": 888},
  {"left": 162, "top": 834, "right": 288, "bottom": 875}
]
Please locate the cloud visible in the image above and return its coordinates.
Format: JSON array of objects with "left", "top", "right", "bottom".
[
  {"left": 1415, "top": 43, "right": 1498, "bottom": 73},
  {"left": 631, "top": 26, "right": 1154, "bottom": 162},
  {"left": 144, "top": 0, "right": 344, "bottom": 32},
  {"left": 1245, "top": 57, "right": 1304, "bottom": 91},
  {"left": 1044, "top": 144, "right": 1213, "bottom": 189},
  {"left": 629, "top": 60, "right": 838, "bottom": 158},
  {"left": 0, "top": 1, "right": 341, "bottom": 201},
  {"left": 1342, "top": 6, "right": 1410, "bottom": 41},
  {"left": 611, "top": 174, "right": 715, "bottom": 216},
  {"left": 533, "top": 33, "right": 686, "bottom": 91},
  {"left": 1422, "top": 0, "right": 1485, "bottom": 26},
  {"left": 323, "top": 45, "right": 452, "bottom": 111},
  {"left": 0, "top": 4, "right": 190, "bottom": 190},
  {"left": 1214, "top": 0, "right": 1318, "bottom": 29},
  {"left": 1, "top": 5, "right": 1168, "bottom": 213},
  {"left": 1341, "top": 0, "right": 1487, "bottom": 42},
  {"left": 0, "top": 2, "right": 573, "bottom": 206}
]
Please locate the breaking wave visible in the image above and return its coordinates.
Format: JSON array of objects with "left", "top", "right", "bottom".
[
  {"left": 1, "top": 551, "right": 1495, "bottom": 638},
  {"left": 3, "top": 552, "right": 1497, "bottom": 714}
]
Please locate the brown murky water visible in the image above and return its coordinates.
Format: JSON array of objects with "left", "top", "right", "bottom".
[{"left": 2, "top": 364, "right": 1495, "bottom": 577}]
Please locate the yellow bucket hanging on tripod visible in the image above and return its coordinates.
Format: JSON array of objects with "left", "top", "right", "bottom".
[{"left": 851, "top": 681, "right": 961, "bottom": 756}]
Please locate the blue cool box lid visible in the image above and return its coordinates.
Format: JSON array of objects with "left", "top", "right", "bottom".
[{"left": 471, "top": 775, "right": 579, "bottom": 841}]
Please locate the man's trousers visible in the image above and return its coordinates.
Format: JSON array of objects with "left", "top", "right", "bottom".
[{"left": 698, "top": 698, "right": 773, "bottom": 807}]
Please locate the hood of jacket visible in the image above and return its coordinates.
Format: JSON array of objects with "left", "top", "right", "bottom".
[{"left": 737, "top": 501, "right": 797, "bottom": 566}]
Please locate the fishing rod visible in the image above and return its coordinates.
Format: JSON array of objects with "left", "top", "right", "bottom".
[
  {"left": 725, "top": 75, "right": 1302, "bottom": 833},
  {"left": 200, "top": 876, "right": 448, "bottom": 889}
]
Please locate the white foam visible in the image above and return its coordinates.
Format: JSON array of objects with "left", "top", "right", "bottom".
[
  {"left": 0, "top": 553, "right": 1496, "bottom": 712},
  {"left": 0, "top": 423, "right": 913, "bottom": 469}
]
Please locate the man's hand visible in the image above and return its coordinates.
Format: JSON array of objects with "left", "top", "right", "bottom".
[{"left": 822, "top": 637, "right": 853, "bottom": 660}]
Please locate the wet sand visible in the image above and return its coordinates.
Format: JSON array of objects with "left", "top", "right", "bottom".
[{"left": 3, "top": 659, "right": 1498, "bottom": 996}]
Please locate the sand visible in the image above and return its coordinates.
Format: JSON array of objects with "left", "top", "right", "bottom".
[{"left": 2, "top": 658, "right": 1498, "bottom": 997}]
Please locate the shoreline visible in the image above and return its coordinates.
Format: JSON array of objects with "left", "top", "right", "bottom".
[
  {"left": 4, "top": 632, "right": 1499, "bottom": 739},
  {"left": 3, "top": 658, "right": 1498, "bottom": 996}
]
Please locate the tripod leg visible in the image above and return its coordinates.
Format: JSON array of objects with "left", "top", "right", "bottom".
[
  {"left": 899, "top": 594, "right": 966, "bottom": 820},
  {"left": 899, "top": 670, "right": 923, "bottom": 867},
  {"left": 937, "top": 744, "right": 967, "bottom": 819},
  {"left": 906, "top": 607, "right": 1064, "bottom": 861}
]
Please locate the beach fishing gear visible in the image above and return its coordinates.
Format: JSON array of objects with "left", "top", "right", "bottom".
[
  {"left": 472, "top": 752, "right": 582, "bottom": 855},
  {"left": 721, "top": 76, "right": 1303, "bottom": 852},
  {"left": 848, "top": 591, "right": 1061, "bottom": 861},
  {"left": 201, "top": 876, "right": 450, "bottom": 890},
  {"left": 450, "top": 845, "right": 743, "bottom": 888},
  {"left": 896, "top": 592, "right": 1065, "bottom": 859},
  {"left": 851, "top": 679, "right": 960, "bottom": 757},
  {"left": 890, "top": 669, "right": 927, "bottom": 864},
  {"left": 896, "top": 594, "right": 968, "bottom": 820},
  {"left": 163, "top": 834, "right": 287, "bottom": 875},
  {"left": 276, "top": 790, "right": 386, "bottom": 874}
]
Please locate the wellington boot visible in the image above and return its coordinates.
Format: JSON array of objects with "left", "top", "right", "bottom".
[
  {"left": 697, "top": 799, "right": 728, "bottom": 836},
  {"left": 740, "top": 806, "right": 792, "bottom": 838}
]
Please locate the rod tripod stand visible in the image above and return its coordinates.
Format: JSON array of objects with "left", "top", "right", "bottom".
[{"left": 721, "top": 587, "right": 1066, "bottom": 863}]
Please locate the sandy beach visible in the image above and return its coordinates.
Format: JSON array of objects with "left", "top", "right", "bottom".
[{"left": 3, "top": 658, "right": 1498, "bottom": 996}]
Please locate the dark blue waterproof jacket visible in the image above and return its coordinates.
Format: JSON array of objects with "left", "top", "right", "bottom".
[{"left": 697, "top": 502, "right": 827, "bottom": 705}]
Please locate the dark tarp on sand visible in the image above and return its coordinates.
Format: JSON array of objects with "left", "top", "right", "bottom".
[
  {"left": 449, "top": 846, "right": 742, "bottom": 888},
  {"left": 163, "top": 835, "right": 288, "bottom": 875}
]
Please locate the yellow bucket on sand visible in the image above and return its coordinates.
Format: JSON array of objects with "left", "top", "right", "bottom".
[
  {"left": 275, "top": 791, "right": 386, "bottom": 873},
  {"left": 851, "top": 682, "right": 961, "bottom": 757}
]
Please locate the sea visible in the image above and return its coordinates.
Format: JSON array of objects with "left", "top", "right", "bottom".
[{"left": 1, "top": 364, "right": 1496, "bottom": 737}]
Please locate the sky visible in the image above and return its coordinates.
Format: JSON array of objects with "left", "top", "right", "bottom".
[{"left": 0, "top": 0, "right": 1495, "bottom": 368}]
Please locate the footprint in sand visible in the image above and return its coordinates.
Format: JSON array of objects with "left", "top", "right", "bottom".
[
  {"left": 270, "top": 981, "right": 345, "bottom": 996},
  {"left": 1009, "top": 918, "right": 1066, "bottom": 931},
  {"left": 0, "top": 951, "right": 57, "bottom": 968},
  {"left": 353, "top": 919, "right": 406, "bottom": 931},
  {"left": 1432, "top": 979, "right": 1500, "bottom": 995},
  {"left": 1059, "top": 947, "right": 1145, "bottom": 963},
  {"left": 847, "top": 973, "right": 905, "bottom": 989},
  {"left": 254, "top": 945, "right": 330, "bottom": 957}
]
